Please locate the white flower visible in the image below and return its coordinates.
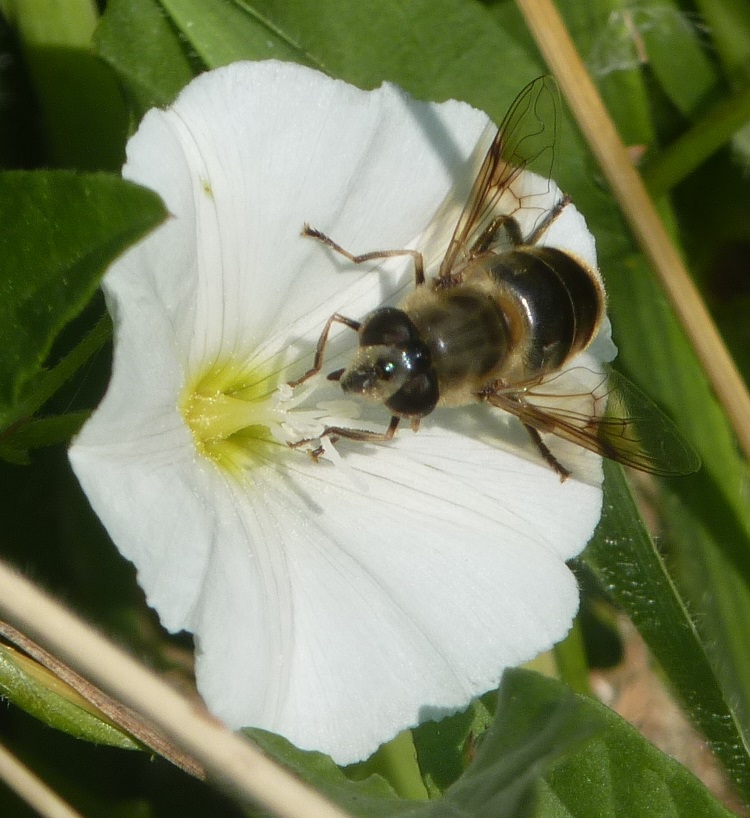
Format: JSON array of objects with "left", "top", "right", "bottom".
[{"left": 69, "top": 61, "right": 609, "bottom": 765}]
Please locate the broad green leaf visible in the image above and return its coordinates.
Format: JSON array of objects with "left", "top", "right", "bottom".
[
  {"left": 160, "top": 0, "right": 318, "bottom": 72},
  {"left": 635, "top": 1, "right": 718, "bottom": 118},
  {"left": 585, "top": 462, "right": 750, "bottom": 800},
  {"left": 0, "top": 643, "right": 140, "bottom": 750},
  {"left": 438, "top": 671, "right": 595, "bottom": 818},
  {"left": 153, "top": 0, "right": 545, "bottom": 125},
  {"left": 0, "top": 171, "right": 166, "bottom": 415},
  {"left": 7, "top": 0, "right": 128, "bottom": 169},
  {"left": 539, "top": 673, "right": 736, "bottom": 817},
  {"left": 246, "top": 670, "right": 731, "bottom": 817},
  {"left": 245, "top": 668, "right": 598, "bottom": 818},
  {"left": 95, "top": 0, "right": 196, "bottom": 116},
  {"left": 347, "top": 732, "right": 429, "bottom": 801}
]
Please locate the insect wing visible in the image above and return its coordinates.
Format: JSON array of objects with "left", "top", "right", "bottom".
[
  {"left": 438, "top": 76, "right": 559, "bottom": 280},
  {"left": 487, "top": 368, "right": 700, "bottom": 476}
]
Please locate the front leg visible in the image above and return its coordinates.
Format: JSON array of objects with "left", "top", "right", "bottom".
[
  {"left": 323, "top": 414, "right": 401, "bottom": 444},
  {"left": 288, "top": 313, "right": 361, "bottom": 388},
  {"left": 289, "top": 415, "right": 401, "bottom": 458},
  {"left": 303, "top": 224, "right": 426, "bottom": 287}
]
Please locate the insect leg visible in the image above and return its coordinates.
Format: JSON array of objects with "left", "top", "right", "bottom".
[
  {"left": 288, "top": 313, "right": 361, "bottom": 387},
  {"left": 302, "top": 224, "right": 426, "bottom": 286},
  {"left": 469, "top": 213, "right": 524, "bottom": 256},
  {"left": 523, "top": 423, "right": 571, "bottom": 482},
  {"left": 288, "top": 415, "right": 401, "bottom": 455},
  {"left": 525, "top": 193, "right": 572, "bottom": 245},
  {"left": 325, "top": 414, "right": 401, "bottom": 443}
]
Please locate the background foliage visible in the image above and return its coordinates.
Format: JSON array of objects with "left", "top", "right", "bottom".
[{"left": 1, "top": 0, "right": 749, "bottom": 816}]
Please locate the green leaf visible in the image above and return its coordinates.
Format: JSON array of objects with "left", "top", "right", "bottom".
[
  {"left": 39, "top": 2, "right": 750, "bottom": 814},
  {"left": 438, "top": 671, "right": 596, "bottom": 818},
  {"left": 155, "top": 0, "right": 546, "bottom": 124},
  {"left": 554, "top": 5, "right": 750, "bottom": 800},
  {"left": 160, "top": 0, "right": 319, "bottom": 72},
  {"left": 0, "top": 171, "right": 166, "bottom": 414},
  {"left": 245, "top": 669, "right": 597, "bottom": 818},
  {"left": 95, "top": 0, "right": 196, "bottom": 116},
  {"left": 0, "top": 412, "right": 90, "bottom": 464},
  {"left": 231, "top": 0, "right": 533, "bottom": 102},
  {"left": 347, "top": 732, "right": 429, "bottom": 801},
  {"left": 246, "top": 670, "right": 732, "bottom": 817},
  {"left": 0, "top": 315, "right": 110, "bottom": 436},
  {"left": 584, "top": 462, "right": 750, "bottom": 801},
  {"left": 7, "top": 0, "right": 128, "bottom": 169},
  {"left": 0, "top": 643, "right": 140, "bottom": 750},
  {"left": 539, "top": 672, "right": 737, "bottom": 817},
  {"left": 596, "top": 220, "right": 750, "bottom": 804},
  {"left": 637, "top": 0, "right": 719, "bottom": 118}
]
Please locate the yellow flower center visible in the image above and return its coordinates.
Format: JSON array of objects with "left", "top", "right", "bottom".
[
  {"left": 180, "top": 360, "right": 284, "bottom": 475},
  {"left": 179, "top": 358, "right": 348, "bottom": 475}
]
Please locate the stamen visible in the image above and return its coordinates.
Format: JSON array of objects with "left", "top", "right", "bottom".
[{"left": 179, "top": 362, "right": 361, "bottom": 470}]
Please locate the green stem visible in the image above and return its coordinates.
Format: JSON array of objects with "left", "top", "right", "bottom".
[
  {"left": 346, "top": 730, "right": 429, "bottom": 801},
  {"left": 553, "top": 619, "right": 593, "bottom": 697},
  {"left": 692, "top": 0, "right": 750, "bottom": 78},
  {"left": 642, "top": 83, "right": 750, "bottom": 197}
]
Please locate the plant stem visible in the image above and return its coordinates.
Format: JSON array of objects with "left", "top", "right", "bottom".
[
  {"left": 515, "top": 0, "right": 750, "bottom": 467},
  {"left": 554, "top": 619, "right": 593, "bottom": 697},
  {"left": 642, "top": 83, "right": 750, "bottom": 197},
  {"left": 348, "top": 730, "right": 429, "bottom": 801}
]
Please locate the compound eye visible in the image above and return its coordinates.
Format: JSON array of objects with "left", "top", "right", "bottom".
[
  {"left": 386, "top": 371, "right": 439, "bottom": 417},
  {"left": 360, "top": 308, "right": 419, "bottom": 348}
]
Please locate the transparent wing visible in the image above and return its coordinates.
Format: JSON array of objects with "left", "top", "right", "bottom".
[
  {"left": 437, "top": 76, "right": 559, "bottom": 280},
  {"left": 486, "top": 367, "right": 700, "bottom": 477}
]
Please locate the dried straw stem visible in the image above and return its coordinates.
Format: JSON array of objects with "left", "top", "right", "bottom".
[
  {"left": 0, "top": 560, "right": 353, "bottom": 818},
  {"left": 516, "top": 0, "right": 750, "bottom": 463}
]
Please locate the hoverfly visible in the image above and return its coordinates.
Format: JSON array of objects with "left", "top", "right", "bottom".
[{"left": 289, "top": 77, "right": 699, "bottom": 480}]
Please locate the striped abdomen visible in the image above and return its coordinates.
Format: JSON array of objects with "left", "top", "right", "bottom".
[{"left": 479, "top": 246, "right": 603, "bottom": 381}]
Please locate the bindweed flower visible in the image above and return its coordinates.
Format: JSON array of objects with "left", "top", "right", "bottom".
[{"left": 69, "top": 61, "right": 611, "bottom": 765}]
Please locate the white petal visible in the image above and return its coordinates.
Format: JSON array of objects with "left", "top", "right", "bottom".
[
  {"left": 191, "top": 423, "right": 599, "bottom": 763},
  {"left": 123, "top": 60, "right": 489, "bottom": 377},
  {"left": 68, "top": 256, "right": 210, "bottom": 629},
  {"left": 70, "top": 419, "right": 213, "bottom": 631},
  {"left": 70, "top": 61, "right": 607, "bottom": 766}
]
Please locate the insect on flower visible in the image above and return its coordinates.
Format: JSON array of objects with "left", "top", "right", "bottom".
[{"left": 290, "top": 77, "right": 699, "bottom": 480}]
